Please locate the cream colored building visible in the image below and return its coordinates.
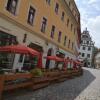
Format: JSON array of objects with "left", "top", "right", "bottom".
[{"left": 0, "top": 0, "right": 81, "bottom": 70}]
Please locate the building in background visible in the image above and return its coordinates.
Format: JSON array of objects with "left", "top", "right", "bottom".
[
  {"left": 78, "top": 28, "right": 94, "bottom": 68},
  {"left": 0, "top": 0, "right": 81, "bottom": 70},
  {"left": 92, "top": 46, "right": 98, "bottom": 68}
]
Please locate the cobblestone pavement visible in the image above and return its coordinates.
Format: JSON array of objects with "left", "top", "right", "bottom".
[{"left": 4, "top": 68, "right": 100, "bottom": 100}]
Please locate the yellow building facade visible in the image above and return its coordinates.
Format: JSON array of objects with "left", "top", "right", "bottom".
[{"left": 0, "top": 0, "right": 81, "bottom": 70}]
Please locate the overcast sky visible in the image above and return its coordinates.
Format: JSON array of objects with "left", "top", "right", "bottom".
[{"left": 75, "top": 0, "right": 100, "bottom": 48}]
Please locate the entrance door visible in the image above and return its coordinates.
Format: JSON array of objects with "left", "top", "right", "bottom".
[{"left": 45, "top": 48, "right": 52, "bottom": 69}]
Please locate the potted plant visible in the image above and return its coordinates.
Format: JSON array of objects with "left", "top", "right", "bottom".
[{"left": 30, "top": 68, "right": 43, "bottom": 77}]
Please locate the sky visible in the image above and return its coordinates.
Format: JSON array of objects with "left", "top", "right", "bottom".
[{"left": 75, "top": 0, "right": 100, "bottom": 48}]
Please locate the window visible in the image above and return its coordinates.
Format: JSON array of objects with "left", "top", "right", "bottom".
[
  {"left": 27, "top": 6, "right": 36, "bottom": 25},
  {"left": 87, "top": 41, "right": 89, "bottom": 44},
  {"left": 68, "top": 39, "right": 70, "bottom": 48},
  {"left": 64, "top": 36, "right": 67, "bottom": 46},
  {"left": 41, "top": 17, "right": 47, "bottom": 33},
  {"left": 58, "top": 31, "right": 62, "bottom": 43},
  {"left": 61, "top": 12, "right": 65, "bottom": 21},
  {"left": 19, "top": 54, "right": 24, "bottom": 63},
  {"left": 0, "top": 31, "right": 17, "bottom": 46},
  {"left": 6, "top": 0, "right": 18, "bottom": 15},
  {"left": 82, "top": 53, "right": 85, "bottom": 57},
  {"left": 88, "top": 47, "right": 91, "bottom": 51},
  {"left": 71, "top": 24, "right": 73, "bottom": 31},
  {"left": 51, "top": 25, "right": 55, "bottom": 38},
  {"left": 46, "top": 0, "right": 51, "bottom": 5},
  {"left": 23, "top": 34, "right": 27, "bottom": 43},
  {"left": 88, "top": 62, "right": 90, "bottom": 65},
  {"left": 55, "top": 3, "right": 59, "bottom": 14},
  {"left": 87, "top": 54, "right": 90, "bottom": 58},
  {"left": 67, "top": 19, "right": 69, "bottom": 27},
  {"left": 81, "top": 40, "right": 83, "bottom": 44},
  {"left": 83, "top": 46, "right": 85, "bottom": 50}
]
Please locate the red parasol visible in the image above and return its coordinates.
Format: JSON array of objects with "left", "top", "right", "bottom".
[
  {"left": 37, "top": 52, "right": 43, "bottom": 68},
  {"left": 46, "top": 56, "right": 63, "bottom": 62},
  {"left": 0, "top": 45, "right": 39, "bottom": 56}
]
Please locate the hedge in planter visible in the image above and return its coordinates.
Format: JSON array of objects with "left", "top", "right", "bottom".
[{"left": 30, "top": 68, "right": 43, "bottom": 77}]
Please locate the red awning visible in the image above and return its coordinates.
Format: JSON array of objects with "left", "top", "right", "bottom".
[
  {"left": 0, "top": 45, "right": 39, "bottom": 56},
  {"left": 46, "top": 56, "right": 63, "bottom": 62}
]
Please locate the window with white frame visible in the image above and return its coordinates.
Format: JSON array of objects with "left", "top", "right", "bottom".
[
  {"left": 64, "top": 36, "right": 67, "bottom": 46},
  {"left": 27, "top": 6, "right": 36, "bottom": 25},
  {"left": 58, "top": 31, "right": 62, "bottom": 43},
  {"left": 55, "top": 3, "right": 59, "bottom": 14},
  {"left": 87, "top": 54, "right": 90, "bottom": 58},
  {"left": 6, "top": 0, "right": 18, "bottom": 15},
  {"left": 61, "top": 12, "right": 65, "bottom": 21},
  {"left": 41, "top": 17, "right": 47, "bottom": 33},
  {"left": 83, "top": 46, "right": 85, "bottom": 50},
  {"left": 88, "top": 47, "right": 91, "bottom": 51},
  {"left": 82, "top": 53, "right": 85, "bottom": 57},
  {"left": 51, "top": 25, "right": 55, "bottom": 38}
]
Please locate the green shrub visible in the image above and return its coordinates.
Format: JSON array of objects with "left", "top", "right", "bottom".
[{"left": 30, "top": 68, "right": 43, "bottom": 77}]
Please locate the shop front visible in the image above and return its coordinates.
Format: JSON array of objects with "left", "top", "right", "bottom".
[
  {"left": 0, "top": 30, "right": 17, "bottom": 70},
  {"left": 23, "top": 42, "right": 43, "bottom": 69},
  {"left": 55, "top": 50, "right": 65, "bottom": 70}
]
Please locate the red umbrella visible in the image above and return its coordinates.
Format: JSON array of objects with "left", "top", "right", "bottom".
[
  {"left": 37, "top": 52, "right": 43, "bottom": 68},
  {"left": 0, "top": 45, "right": 39, "bottom": 56},
  {"left": 46, "top": 56, "right": 63, "bottom": 62}
]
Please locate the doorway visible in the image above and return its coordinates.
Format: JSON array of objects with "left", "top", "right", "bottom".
[{"left": 45, "top": 48, "right": 53, "bottom": 69}]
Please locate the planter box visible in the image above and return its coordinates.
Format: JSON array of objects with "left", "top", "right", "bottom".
[
  {"left": 33, "top": 82, "right": 49, "bottom": 90},
  {"left": 4, "top": 73, "right": 33, "bottom": 91},
  {"left": 4, "top": 81, "right": 33, "bottom": 91},
  {"left": 47, "top": 71, "right": 60, "bottom": 82},
  {"left": 0, "top": 75, "right": 4, "bottom": 100},
  {"left": 4, "top": 73, "right": 32, "bottom": 81},
  {"left": 33, "top": 76, "right": 49, "bottom": 84},
  {"left": 32, "top": 76, "right": 50, "bottom": 90}
]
